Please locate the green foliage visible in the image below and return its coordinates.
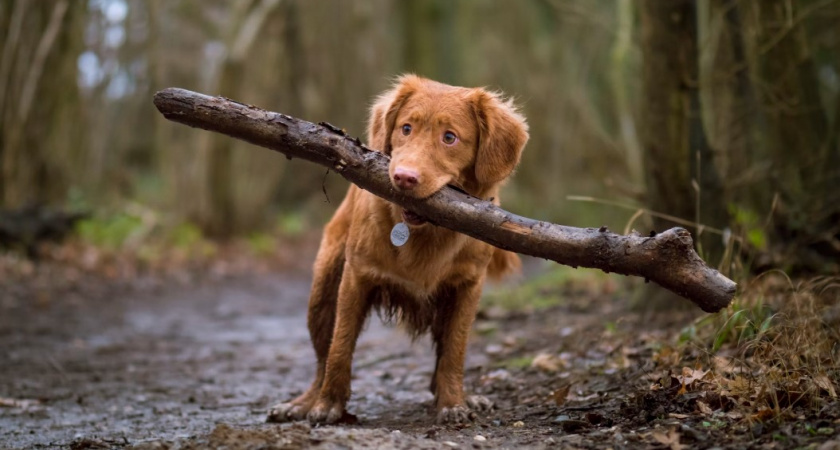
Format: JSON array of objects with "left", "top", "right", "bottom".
[
  {"left": 701, "top": 420, "right": 727, "bottom": 430},
  {"left": 494, "top": 356, "right": 533, "bottom": 370},
  {"left": 167, "top": 222, "right": 217, "bottom": 258},
  {"left": 483, "top": 265, "right": 612, "bottom": 312},
  {"left": 75, "top": 213, "right": 145, "bottom": 249},
  {"left": 681, "top": 294, "right": 775, "bottom": 352},
  {"left": 475, "top": 321, "right": 499, "bottom": 336},
  {"left": 275, "top": 212, "right": 306, "bottom": 236},
  {"left": 483, "top": 267, "right": 570, "bottom": 311},
  {"left": 74, "top": 205, "right": 223, "bottom": 261},
  {"left": 729, "top": 204, "right": 767, "bottom": 250},
  {"left": 170, "top": 222, "right": 203, "bottom": 249},
  {"left": 246, "top": 232, "right": 276, "bottom": 256}
]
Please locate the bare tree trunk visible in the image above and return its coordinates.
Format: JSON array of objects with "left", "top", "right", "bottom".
[
  {"left": 610, "top": 0, "right": 643, "bottom": 189},
  {"left": 740, "top": 0, "right": 838, "bottom": 271},
  {"left": 0, "top": 0, "right": 82, "bottom": 208},
  {"left": 745, "top": 1, "right": 829, "bottom": 193},
  {"left": 697, "top": 0, "right": 758, "bottom": 271},
  {"left": 702, "top": 0, "right": 754, "bottom": 191},
  {"left": 638, "top": 0, "right": 728, "bottom": 263},
  {"left": 195, "top": 0, "right": 282, "bottom": 237},
  {"left": 400, "top": 0, "right": 463, "bottom": 83}
]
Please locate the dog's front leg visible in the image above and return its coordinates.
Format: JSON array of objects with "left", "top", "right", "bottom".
[
  {"left": 432, "top": 281, "right": 487, "bottom": 424},
  {"left": 307, "top": 262, "right": 371, "bottom": 424}
]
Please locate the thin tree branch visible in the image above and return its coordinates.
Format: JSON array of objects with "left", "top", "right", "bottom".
[
  {"left": 19, "top": 0, "right": 69, "bottom": 122},
  {"left": 0, "top": 0, "right": 28, "bottom": 113}
]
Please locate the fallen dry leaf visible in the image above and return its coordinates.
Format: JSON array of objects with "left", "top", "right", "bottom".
[
  {"left": 653, "top": 346, "right": 680, "bottom": 366},
  {"left": 696, "top": 400, "right": 713, "bottom": 415},
  {"left": 678, "top": 366, "right": 709, "bottom": 388},
  {"left": 651, "top": 428, "right": 684, "bottom": 450},
  {"left": 712, "top": 356, "right": 735, "bottom": 374},
  {"left": 725, "top": 411, "right": 744, "bottom": 420},
  {"left": 817, "top": 440, "right": 840, "bottom": 450},
  {"left": 813, "top": 374, "right": 838, "bottom": 398},
  {"left": 531, "top": 353, "right": 563, "bottom": 372},
  {"left": 552, "top": 385, "right": 571, "bottom": 407},
  {"left": 752, "top": 408, "right": 775, "bottom": 422}
]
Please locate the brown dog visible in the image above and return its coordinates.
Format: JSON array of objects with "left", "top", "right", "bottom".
[{"left": 268, "top": 75, "right": 528, "bottom": 424}]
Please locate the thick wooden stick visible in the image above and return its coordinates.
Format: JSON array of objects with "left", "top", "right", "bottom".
[{"left": 153, "top": 87, "right": 736, "bottom": 312}]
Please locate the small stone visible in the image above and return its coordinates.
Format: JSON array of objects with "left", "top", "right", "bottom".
[
  {"left": 479, "top": 369, "right": 511, "bottom": 387},
  {"left": 442, "top": 441, "right": 459, "bottom": 448},
  {"left": 484, "top": 344, "right": 504, "bottom": 355},
  {"left": 512, "top": 421, "right": 525, "bottom": 428},
  {"left": 559, "top": 419, "right": 590, "bottom": 433},
  {"left": 474, "top": 435, "right": 487, "bottom": 442}
]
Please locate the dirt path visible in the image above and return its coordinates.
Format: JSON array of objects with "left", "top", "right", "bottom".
[
  {"left": 1, "top": 266, "right": 550, "bottom": 448},
  {"left": 2, "top": 262, "right": 837, "bottom": 449},
  {"left": 1, "top": 272, "right": 454, "bottom": 447}
]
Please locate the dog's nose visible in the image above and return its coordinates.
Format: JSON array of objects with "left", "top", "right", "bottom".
[{"left": 393, "top": 168, "right": 419, "bottom": 191}]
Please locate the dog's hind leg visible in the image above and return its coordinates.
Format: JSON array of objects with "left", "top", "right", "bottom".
[
  {"left": 430, "top": 281, "right": 493, "bottom": 424},
  {"left": 430, "top": 286, "right": 457, "bottom": 396}
]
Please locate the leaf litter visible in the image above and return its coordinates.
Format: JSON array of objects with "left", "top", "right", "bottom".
[{"left": 1, "top": 248, "right": 839, "bottom": 448}]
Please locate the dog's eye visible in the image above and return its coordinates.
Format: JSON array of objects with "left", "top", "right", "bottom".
[
  {"left": 401, "top": 124, "right": 412, "bottom": 136},
  {"left": 442, "top": 131, "right": 458, "bottom": 145}
]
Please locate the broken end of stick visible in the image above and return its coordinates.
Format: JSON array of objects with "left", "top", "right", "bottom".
[
  {"left": 697, "top": 271, "right": 737, "bottom": 313},
  {"left": 153, "top": 88, "right": 197, "bottom": 122},
  {"left": 660, "top": 269, "right": 736, "bottom": 313},
  {"left": 655, "top": 227, "right": 737, "bottom": 313}
]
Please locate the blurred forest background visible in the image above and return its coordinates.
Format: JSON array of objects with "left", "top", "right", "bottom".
[{"left": 1, "top": 0, "right": 839, "bottom": 276}]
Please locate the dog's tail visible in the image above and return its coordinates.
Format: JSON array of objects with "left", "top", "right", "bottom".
[{"left": 486, "top": 248, "right": 521, "bottom": 281}]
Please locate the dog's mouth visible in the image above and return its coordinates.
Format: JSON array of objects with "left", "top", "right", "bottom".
[{"left": 401, "top": 209, "right": 427, "bottom": 226}]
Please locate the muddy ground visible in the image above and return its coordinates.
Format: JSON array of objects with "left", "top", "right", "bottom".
[{"left": 2, "top": 251, "right": 838, "bottom": 449}]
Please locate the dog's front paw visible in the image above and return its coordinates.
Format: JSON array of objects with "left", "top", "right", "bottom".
[
  {"left": 267, "top": 402, "right": 310, "bottom": 423},
  {"left": 465, "top": 395, "right": 494, "bottom": 412},
  {"left": 436, "top": 404, "right": 476, "bottom": 424},
  {"left": 307, "top": 399, "right": 346, "bottom": 424}
]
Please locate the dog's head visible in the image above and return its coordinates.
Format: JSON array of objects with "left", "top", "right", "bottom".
[{"left": 367, "top": 75, "right": 528, "bottom": 225}]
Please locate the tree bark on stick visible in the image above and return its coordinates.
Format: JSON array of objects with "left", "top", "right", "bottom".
[{"left": 153, "top": 87, "right": 736, "bottom": 313}]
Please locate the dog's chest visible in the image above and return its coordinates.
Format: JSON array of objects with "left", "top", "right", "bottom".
[{"left": 370, "top": 230, "right": 469, "bottom": 296}]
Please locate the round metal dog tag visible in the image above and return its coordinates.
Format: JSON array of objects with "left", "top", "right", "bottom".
[{"left": 390, "top": 222, "right": 410, "bottom": 247}]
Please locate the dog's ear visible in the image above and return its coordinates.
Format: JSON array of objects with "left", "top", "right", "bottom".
[
  {"left": 368, "top": 75, "right": 421, "bottom": 155},
  {"left": 471, "top": 89, "right": 529, "bottom": 185}
]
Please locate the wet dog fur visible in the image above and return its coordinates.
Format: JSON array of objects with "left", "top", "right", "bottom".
[{"left": 268, "top": 75, "right": 528, "bottom": 425}]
